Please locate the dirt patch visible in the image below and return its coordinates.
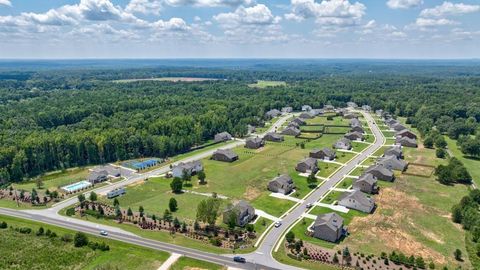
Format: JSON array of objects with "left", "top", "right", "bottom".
[
  {"left": 404, "top": 164, "right": 435, "bottom": 177},
  {"left": 243, "top": 186, "right": 262, "bottom": 201},
  {"left": 345, "top": 188, "right": 447, "bottom": 265}
]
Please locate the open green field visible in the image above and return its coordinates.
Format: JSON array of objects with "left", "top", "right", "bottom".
[
  {"left": 100, "top": 177, "right": 216, "bottom": 223},
  {"left": 170, "top": 257, "right": 225, "bottom": 270},
  {"left": 446, "top": 137, "right": 480, "bottom": 187},
  {"left": 13, "top": 167, "right": 90, "bottom": 192},
  {"left": 0, "top": 215, "right": 169, "bottom": 270},
  {"left": 324, "top": 126, "right": 350, "bottom": 134},
  {"left": 305, "top": 134, "right": 342, "bottom": 150},
  {"left": 306, "top": 116, "right": 349, "bottom": 126},
  {"left": 248, "top": 80, "right": 286, "bottom": 88}
]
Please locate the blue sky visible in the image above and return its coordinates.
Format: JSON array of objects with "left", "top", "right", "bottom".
[{"left": 0, "top": 0, "right": 479, "bottom": 58}]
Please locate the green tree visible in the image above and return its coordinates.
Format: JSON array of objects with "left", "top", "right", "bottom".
[
  {"left": 197, "top": 170, "right": 206, "bottom": 185},
  {"left": 423, "top": 136, "right": 434, "bottom": 148},
  {"left": 436, "top": 148, "right": 446, "bottom": 159},
  {"left": 286, "top": 231, "right": 295, "bottom": 244},
  {"left": 163, "top": 209, "right": 172, "bottom": 222},
  {"left": 169, "top": 198, "right": 178, "bottom": 212},
  {"left": 74, "top": 232, "right": 89, "bottom": 247},
  {"left": 138, "top": 206, "right": 144, "bottom": 217},
  {"left": 307, "top": 172, "right": 317, "bottom": 187},
  {"left": 77, "top": 194, "right": 86, "bottom": 206},
  {"left": 127, "top": 207, "right": 133, "bottom": 217},
  {"left": 36, "top": 178, "right": 44, "bottom": 189},
  {"left": 89, "top": 191, "right": 97, "bottom": 202},
  {"left": 454, "top": 249, "right": 462, "bottom": 261},
  {"left": 170, "top": 177, "right": 183, "bottom": 193},
  {"left": 113, "top": 198, "right": 119, "bottom": 207}
]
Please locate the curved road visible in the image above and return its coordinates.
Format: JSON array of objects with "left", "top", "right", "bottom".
[{"left": 0, "top": 111, "right": 385, "bottom": 270}]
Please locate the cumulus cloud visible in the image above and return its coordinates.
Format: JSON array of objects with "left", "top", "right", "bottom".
[
  {"left": 126, "top": 0, "right": 163, "bottom": 15},
  {"left": 415, "top": 17, "right": 458, "bottom": 27},
  {"left": 386, "top": 0, "right": 422, "bottom": 10},
  {"left": 165, "top": 0, "right": 253, "bottom": 7},
  {"left": 0, "top": 0, "right": 11, "bottom": 6},
  {"left": 420, "top": 2, "right": 480, "bottom": 17},
  {"left": 214, "top": 4, "right": 286, "bottom": 42},
  {"left": 285, "top": 0, "right": 366, "bottom": 26}
]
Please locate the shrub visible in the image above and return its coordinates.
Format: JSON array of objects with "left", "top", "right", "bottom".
[
  {"left": 74, "top": 232, "right": 89, "bottom": 247},
  {"left": 209, "top": 237, "right": 222, "bottom": 246},
  {"left": 36, "top": 226, "right": 44, "bottom": 236},
  {"left": 0, "top": 221, "right": 7, "bottom": 229},
  {"left": 61, "top": 233, "right": 73, "bottom": 242},
  {"left": 18, "top": 227, "right": 32, "bottom": 234},
  {"left": 66, "top": 207, "right": 75, "bottom": 216}
]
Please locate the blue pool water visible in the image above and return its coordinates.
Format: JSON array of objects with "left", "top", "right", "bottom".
[{"left": 62, "top": 180, "right": 92, "bottom": 192}]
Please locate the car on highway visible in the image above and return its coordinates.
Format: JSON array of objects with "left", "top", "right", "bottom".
[
  {"left": 306, "top": 203, "right": 313, "bottom": 209},
  {"left": 99, "top": 230, "right": 108, "bottom": 236},
  {"left": 233, "top": 256, "right": 246, "bottom": 263},
  {"left": 274, "top": 221, "right": 282, "bottom": 228}
]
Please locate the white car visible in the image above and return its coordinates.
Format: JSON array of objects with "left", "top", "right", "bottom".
[
  {"left": 274, "top": 221, "right": 282, "bottom": 228},
  {"left": 100, "top": 230, "right": 108, "bottom": 236}
]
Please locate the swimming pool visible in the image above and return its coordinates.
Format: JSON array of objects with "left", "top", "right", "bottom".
[{"left": 62, "top": 180, "right": 92, "bottom": 192}]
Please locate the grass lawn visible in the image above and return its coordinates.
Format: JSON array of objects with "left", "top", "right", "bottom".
[
  {"left": 171, "top": 141, "right": 236, "bottom": 162},
  {"left": 253, "top": 217, "right": 273, "bottom": 235},
  {"left": 13, "top": 167, "right": 90, "bottom": 192},
  {"left": 359, "top": 157, "right": 377, "bottom": 166},
  {"left": 0, "top": 215, "right": 169, "bottom": 270},
  {"left": 337, "top": 177, "right": 354, "bottom": 189},
  {"left": 363, "top": 134, "right": 375, "bottom": 143},
  {"left": 446, "top": 137, "right": 480, "bottom": 187},
  {"left": 306, "top": 116, "right": 348, "bottom": 126},
  {"left": 301, "top": 125, "right": 324, "bottom": 132},
  {"left": 250, "top": 192, "right": 296, "bottom": 217},
  {"left": 305, "top": 134, "right": 343, "bottom": 150},
  {"left": 381, "top": 130, "right": 395, "bottom": 138},
  {"left": 373, "top": 146, "right": 389, "bottom": 157},
  {"left": 99, "top": 177, "right": 217, "bottom": 223},
  {"left": 248, "top": 80, "right": 286, "bottom": 88},
  {"left": 320, "top": 190, "right": 343, "bottom": 204},
  {"left": 385, "top": 138, "right": 396, "bottom": 145},
  {"left": 348, "top": 166, "right": 366, "bottom": 177},
  {"left": 317, "top": 162, "right": 341, "bottom": 178},
  {"left": 170, "top": 257, "right": 225, "bottom": 270},
  {"left": 335, "top": 151, "right": 356, "bottom": 163},
  {"left": 351, "top": 142, "right": 369, "bottom": 152},
  {"left": 324, "top": 126, "right": 350, "bottom": 134}
]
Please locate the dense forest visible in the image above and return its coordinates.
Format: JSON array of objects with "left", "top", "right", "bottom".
[{"left": 0, "top": 61, "right": 479, "bottom": 183}]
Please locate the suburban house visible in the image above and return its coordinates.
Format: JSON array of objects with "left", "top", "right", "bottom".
[
  {"left": 107, "top": 187, "right": 126, "bottom": 199},
  {"left": 384, "top": 146, "right": 403, "bottom": 159},
  {"left": 223, "top": 200, "right": 256, "bottom": 227},
  {"left": 391, "top": 123, "right": 407, "bottom": 132},
  {"left": 378, "top": 155, "right": 408, "bottom": 171},
  {"left": 281, "top": 126, "right": 301, "bottom": 137},
  {"left": 299, "top": 112, "right": 315, "bottom": 119},
  {"left": 268, "top": 174, "right": 295, "bottom": 195},
  {"left": 172, "top": 160, "right": 203, "bottom": 178},
  {"left": 264, "top": 132, "right": 284, "bottom": 142},
  {"left": 347, "top": 102, "right": 358, "bottom": 108},
  {"left": 265, "top": 109, "right": 281, "bottom": 119},
  {"left": 353, "top": 173, "right": 378, "bottom": 194},
  {"left": 344, "top": 131, "right": 364, "bottom": 141},
  {"left": 282, "top": 106, "right": 293, "bottom": 113},
  {"left": 396, "top": 137, "right": 418, "bottom": 148},
  {"left": 336, "top": 108, "right": 347, "bottom": 116},
  {"left": 338, "top": 190, "right": 375, "bottom": 213},
  {"left": 211, "top": 149, "right": 239, "bottom": 162},
  {"left": 311, "top": 109, "right": 324, "bottom": 115},
  {"left": 312, "top": 213, "right": 345, "bottom": 242},
  {"left": 247, "top": 124, "right": 256, "bottom": 134},
  {"left": 343, "top": 113, "right": 357, "bottom": 119},
  {"left": 87, "top": 170, "right": 108, "bottom": 184},
  {"left": 295, "top": 157, "right": 319, "bottom": 173},
  {"left": 310, "top": 147, "right": 336, "bottom": 160},
  {"left": 385, "top": 118, "right": 398, "bottom": 127},
  {"left": 351, "top": 125, "right": 364, "bottom": 133},
  {"left": 375, "top": 109, "right": 384, "bottom": 116},
  {"left": 333, "top": 138, "right": 352, "bottom": 150},
  {"left": 324, "top": 105, "right": 335, "bottom": 111},
  {"left": 365, "top": 164, "right": 394, "bottom": 181},
  {"left": 291, "top": 118, "right": 306, "bottom": 126},
  {"left": 245, "top": 137, "right": 265, "bottom": 149},
  {"left": 362, "top": 105, "right": 372, "bottom": 111},
  {"left": 396, "top": 129, "right": 417, "bottom": 139},
  {"left": 350, "top": 118, "right": 361, "bottom": 127},
  {"left": 288, "top": 121, "right": 300, "bottom": 128},
  {"left": 302, "top": 105, "right": 312, "bottom": 111},
  {"left": 214, "top": 132, "right": 232, "bottom": 143}
]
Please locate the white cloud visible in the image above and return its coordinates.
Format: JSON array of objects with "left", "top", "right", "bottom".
[
  {"left": 165, "top": 0, "right": 253, "bottom": 7},
  {"left": 420, "top": 2, "right": 480, "bottom": 17},
  {"left": 214, "top": 4, "right": 280, "bottom": 26},
  {"left": 214, "top": 4, "right": 286, "bottom": 43},
  {"left": 0, "top": 0, "right": 11, "bottom": 6},
  {"left": 415, "top": 17, "right": 458, "bottom": 27},
  {"left": 285, "top": 0, "right": 366, "bottom": 26},
  {"left": 126, "top": 0, "right": 163, "bottom": 15},
  {"left": 386, "top": 0, "right": 422, "bottom": 10}
]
